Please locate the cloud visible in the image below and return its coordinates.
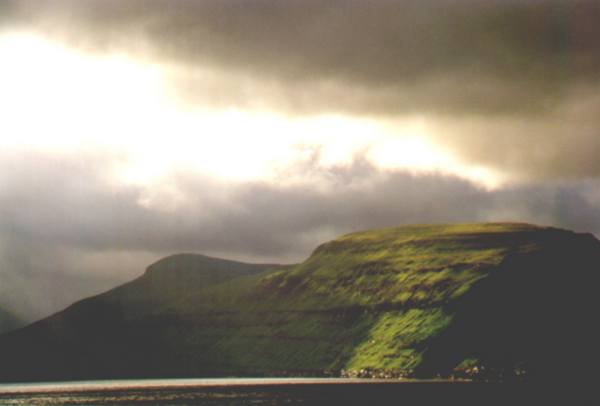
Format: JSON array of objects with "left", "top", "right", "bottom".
[
  {"left": 4, "top": 0, "right": 599, "bottom": 116},
  {"left": 2, "top": 148, "right": 600, "bottom": 321},
  {"left": 3, "top": 0, "right": 600, "bottom": 182},
  {"left": 429, "top": 86, "right": 600, "bottom": 180},
  {"left": 2, "top": 0, "right": 600, "bottom": 322},
  {"left": 0, "top": 149, "right": 489, "bottom": 258},
  {"left": 0, "top": 233, "right": 158, "bottom": 321}
]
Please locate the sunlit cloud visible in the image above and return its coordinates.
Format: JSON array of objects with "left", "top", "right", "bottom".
[
  {"left": 0, "top": 31, "right": 503, "bottom": 211},
  {"left": 2, "top": 0, "right": 600, "bottom": 323}
]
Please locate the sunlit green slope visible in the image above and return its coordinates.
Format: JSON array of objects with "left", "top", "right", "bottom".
[{"left": 0, "top": 223, "right": 598, "bottom": 382}]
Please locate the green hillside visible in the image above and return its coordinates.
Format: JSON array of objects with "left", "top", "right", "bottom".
[{"left": 0, "top": 223, "right": 598, "bottom": 382}]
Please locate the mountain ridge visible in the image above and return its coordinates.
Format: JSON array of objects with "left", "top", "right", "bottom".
[{"left": 0, "top": 223, "right": 598, "bottom": 383}]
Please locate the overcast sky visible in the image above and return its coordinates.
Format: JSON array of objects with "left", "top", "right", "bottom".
[{"left": 1, "top": 0, "right": 599, "bottom": 321}]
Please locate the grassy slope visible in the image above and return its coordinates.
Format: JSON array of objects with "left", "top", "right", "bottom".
[
  {"left": 0, "top": 223, "right": 598, "bottom": 382},
  {"left": 227, "top": 222, "right": 587, "bottom": 378}
]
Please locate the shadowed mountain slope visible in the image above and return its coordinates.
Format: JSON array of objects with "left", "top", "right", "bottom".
[{"left": 0, "top": 223, "right": 598, "bottom": 383}]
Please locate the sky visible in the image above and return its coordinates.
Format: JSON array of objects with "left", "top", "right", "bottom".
[{"left": 1, "top": 0, "right": 600, "bottom": 321}]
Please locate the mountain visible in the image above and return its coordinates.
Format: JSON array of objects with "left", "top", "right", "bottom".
[
  {"left": 0, "top": 307, "right": 22, "bottom": 335},
  {"left": 0, "top": 223, "right": 598, "bottom": 383}
]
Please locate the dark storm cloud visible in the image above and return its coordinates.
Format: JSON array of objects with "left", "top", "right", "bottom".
[
  {"left": 4, "top": 0, "right": 600, "bottom": 180},
  {"left": 5, "top": 0, "right": 599, "bottom": 116}
]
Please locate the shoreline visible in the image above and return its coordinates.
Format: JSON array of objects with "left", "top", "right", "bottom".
[{"left": 0, "top": 377, "right": 480, "bottom": 394}]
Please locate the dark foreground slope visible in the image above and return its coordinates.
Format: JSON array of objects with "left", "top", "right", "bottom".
[{"left": 0, "top": 223, "right": 598, "bottom": 383}]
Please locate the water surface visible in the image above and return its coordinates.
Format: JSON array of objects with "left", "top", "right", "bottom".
[{"left": 0, "top": 377, "right": 514, "bottom": 405}]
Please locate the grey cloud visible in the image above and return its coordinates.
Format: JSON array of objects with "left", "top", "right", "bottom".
[
  {"left": 5, "top": 0, "right": 600, "bottom": 181},
  {"left": 5, "top": 0, "right": 600, "bottom": 116},
  {"left": 2, "top": 149, "right": 600, "bottom": 261},
  {"left": 429, "top": 86, "right": 600, "bottom": 180},
  {"left": 0, "top": 233, "right": 156, "bottom": 321},
  {"left": 0, "top": 150, "right": 489, "bottom": 258},
  {"left": 483, "top": 180, "right": 600, "bottom": 234},
  {"left": 2, "top": 149, "right": 600, "bottom": 322}
]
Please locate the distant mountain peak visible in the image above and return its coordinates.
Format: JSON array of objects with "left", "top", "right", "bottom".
[{"left": 144, "top": 253, "right": 283, "bottom": 276}]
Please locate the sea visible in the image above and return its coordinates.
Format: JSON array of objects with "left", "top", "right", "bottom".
[{"left": 0, "top": 377, "right": 532, "bottom": 405}]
